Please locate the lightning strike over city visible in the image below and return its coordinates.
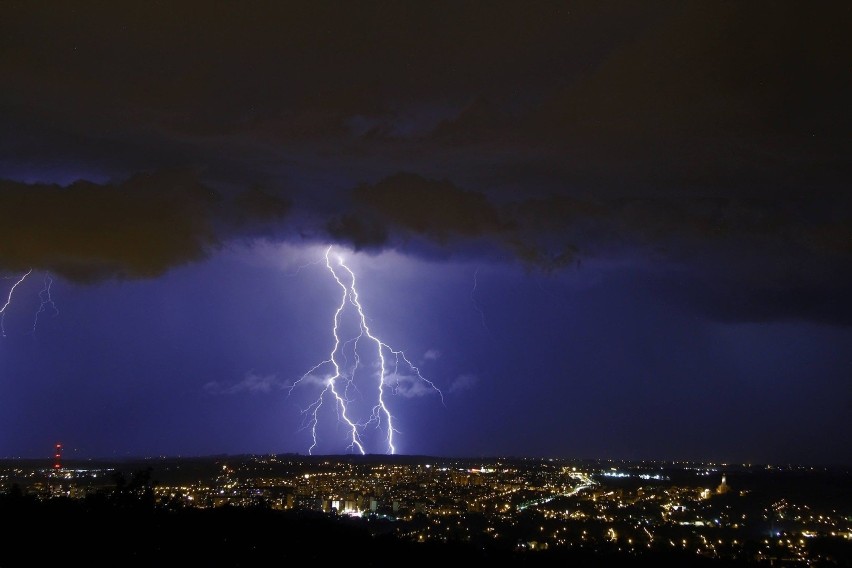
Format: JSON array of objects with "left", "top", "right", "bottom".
[
  {"left": 1, "top": 0, "right": 850, "bottom": 482},
  {"left": 287, "top": 246, "right": 444, "bottom": 456}
]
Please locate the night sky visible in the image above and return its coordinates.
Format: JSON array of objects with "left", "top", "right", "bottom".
[{"left": 1, "top": 2, "right": 850, "bottom": 465}]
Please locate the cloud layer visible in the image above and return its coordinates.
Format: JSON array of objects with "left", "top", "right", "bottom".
[
  {"left": 1, "top": 1, "right": 849, "bottom": 323},
  {"left": 0, "top": 170, "right": 290, "bottom": 281}
]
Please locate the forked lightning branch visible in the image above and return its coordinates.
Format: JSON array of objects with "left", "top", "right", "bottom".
[
  {"left": 287, "top": 246, "right": 443, "bottom": 455},
  {"left": 1, "top": 269, "right": 58, "bottom": 337}
]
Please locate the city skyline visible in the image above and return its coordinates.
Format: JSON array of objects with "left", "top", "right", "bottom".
[
  {"left": 1, "top": 2, "right": 850, "bottom": 465},
  {"left": 5, "top": 453, "right": 850, "bottom": 566}
]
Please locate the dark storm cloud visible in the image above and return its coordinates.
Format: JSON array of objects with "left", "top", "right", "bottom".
[
  {"left": 334, "top": 172, "right": 851, "bottom": 264},
  {"left": 423, "top": 2, "right": 851, "bottom": 191},
  {"left": 327, "top": 169, "right": 852, "bottom": 325},
  {"left": 324, "top": 171, "right": 513, "bottom": 256},
  {"left": 0, "top": 171, "right": 291, "bottom": 282},
  {"left": 2, "top": 1, "right": 849, "bottom": 322},
  {"left": 224, "top": 185, "right": 294, "bottom": 238},
  {"left": 328, "top": 172, "right": 584, "bottom": 270},
  {"left": 3, "top": 1, "right": 846, "bottom": 196},
  {"left": 1, "top": 2, "right": 595, "bottom": 140},
  {"left": 326, "top": 214, "right": 389, "bottom": 252},
  {"left": 504, "top": 191, "right": 852, "bottom": 257},
  {"left": 350, "top": 172, "right": 511, "bottom": 241}
]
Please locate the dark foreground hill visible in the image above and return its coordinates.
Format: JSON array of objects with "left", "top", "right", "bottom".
[{"left": 0, "top": 492, "right": 780, "bottom": 568}]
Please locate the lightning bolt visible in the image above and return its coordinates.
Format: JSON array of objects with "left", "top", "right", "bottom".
[
  {"left": 1, "top": 269, "right": 60, "bottom": 337},
  {"left": 287, "top": 246, "right": 443, "bottom": 455},
  {"left": 32, "top": 272, "right": 59, "bottom": 334},
  {"left": 1, "top": 269, "right": 33, "bottom": 337},
  {"left": 471, "top": 266, "right": 491, "bottom": 334}
]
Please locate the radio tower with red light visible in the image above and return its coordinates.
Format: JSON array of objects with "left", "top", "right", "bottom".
[{"left": 53, "top": 442, "right": 63, "bottom": 472}]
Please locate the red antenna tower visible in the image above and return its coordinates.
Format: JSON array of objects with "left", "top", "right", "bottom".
[{"left": 53, "top": 442, "right": 63, "bottom": 471}]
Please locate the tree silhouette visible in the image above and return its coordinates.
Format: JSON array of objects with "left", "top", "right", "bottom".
[{"left": 110, "top": 467, "right": 157, "bottom": 511}]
